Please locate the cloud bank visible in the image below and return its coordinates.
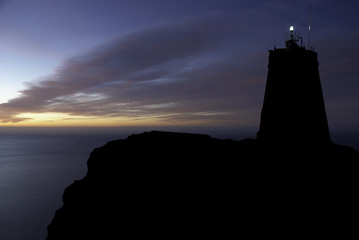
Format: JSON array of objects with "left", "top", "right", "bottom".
[{"left": 0, "top": 15, "right": 267, "bottom": 125}]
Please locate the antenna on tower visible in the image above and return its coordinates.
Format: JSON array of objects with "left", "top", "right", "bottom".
[{"left": 308, "top": 6, "right": 312, "bottom": 49}]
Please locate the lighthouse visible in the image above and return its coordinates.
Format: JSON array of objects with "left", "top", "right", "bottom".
[{"left": 257, "top": 26, "right": 331, "bottom": 146}]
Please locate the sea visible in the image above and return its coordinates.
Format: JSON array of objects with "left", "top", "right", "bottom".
[{"left": 0, "top": 127, "right": 357, "bottom": 240}]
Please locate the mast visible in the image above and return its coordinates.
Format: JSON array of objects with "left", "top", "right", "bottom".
[{"left": 308, "top": 6, "right": 312, "bottom": 49}]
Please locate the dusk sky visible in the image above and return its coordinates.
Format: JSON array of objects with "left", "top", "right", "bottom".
[{"left": 0, "top": 0, "right": 358, "bottom": 132}]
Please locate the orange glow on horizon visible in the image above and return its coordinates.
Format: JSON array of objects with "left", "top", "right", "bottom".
[
  {"left": 0, "top": 112, "right": 164, "bottom": 127},
  {"left": 0, "top": 112, "right": 245, "bottom": 127}
]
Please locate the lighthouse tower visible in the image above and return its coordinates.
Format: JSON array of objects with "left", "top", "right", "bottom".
[{"left": 257, "top": 26, "right": 331, "bottom": 146}]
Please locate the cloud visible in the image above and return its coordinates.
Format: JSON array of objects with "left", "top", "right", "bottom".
[
  {"left": 0, "top": 14, "right": 267, "bottom": 125},
  {"left": 1, "top": 4, "right": 358, "bottom": 129}
]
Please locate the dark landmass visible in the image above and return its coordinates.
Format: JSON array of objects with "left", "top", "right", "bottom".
[{"left": 47, "top": 131, "right": 358, "bottom": 239}]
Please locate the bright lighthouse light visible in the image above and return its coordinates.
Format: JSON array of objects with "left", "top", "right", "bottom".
[{"left": 290, "top": 26, "right": 294, "bottom": 31}]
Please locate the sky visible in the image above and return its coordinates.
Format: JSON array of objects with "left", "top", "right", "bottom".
[{"left": 0, "top": 0, "right": 358, "bottom": 133}]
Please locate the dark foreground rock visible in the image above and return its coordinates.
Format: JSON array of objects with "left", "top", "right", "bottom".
[{"left": 47, "top": 131, "right": 359, "bottom": 239}]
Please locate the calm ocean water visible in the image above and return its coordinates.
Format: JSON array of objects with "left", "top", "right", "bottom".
[
  {"left": 0, "top": 127, "right": 357, "bottom": 240},
  {"left": 0, "top": 128, "right": 139, "bottom": 240}
]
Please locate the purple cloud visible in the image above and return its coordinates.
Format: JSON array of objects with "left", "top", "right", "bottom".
[
  {"left": 1, "top": 7, "right": 358, "bottom": 130},
  {"left": 0, "top": 15, "right": 265, "bottom": 124}
]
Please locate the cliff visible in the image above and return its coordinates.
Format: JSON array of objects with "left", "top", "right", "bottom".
[{"left": 47, "top": 131, "right": 359, "bottom": 239}]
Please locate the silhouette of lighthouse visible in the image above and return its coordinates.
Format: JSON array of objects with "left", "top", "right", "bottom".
[{"left": 257, "top": 26, "right": 331, "bottom": 146}]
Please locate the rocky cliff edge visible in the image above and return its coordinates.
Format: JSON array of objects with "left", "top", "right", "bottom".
[{"left": 47, "top": 131, "right": 359, "bottom": 239}]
